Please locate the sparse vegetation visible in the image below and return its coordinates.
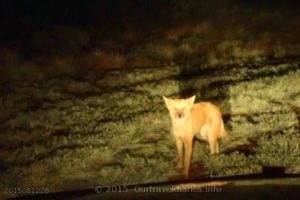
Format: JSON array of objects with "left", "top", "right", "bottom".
[
  {"left": 1, "top": 0, "right": 300, "bottom": 198},
  {"left": 1, "top": 55, "right": 299, "bottom": 198}
]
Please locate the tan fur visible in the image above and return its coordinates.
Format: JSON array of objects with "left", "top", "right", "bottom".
[{"left": 163, "top": 95, "right": 229, "bottom": 177}]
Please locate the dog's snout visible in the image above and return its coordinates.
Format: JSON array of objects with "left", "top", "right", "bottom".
[
  {"left": 175, "top": 110, "right": 184, "bottom": 119},
  {"left": 178, "top": 113, "right": 183, "bottom": 118}
]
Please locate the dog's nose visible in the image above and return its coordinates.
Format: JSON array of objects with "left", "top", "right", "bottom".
[{"left": 176, "top": 112, "right": 184, "bottom": 119}]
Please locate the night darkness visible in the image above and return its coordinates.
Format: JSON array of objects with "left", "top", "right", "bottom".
[
  {"left": 1, "top": 0, "right": 300, "bottom": 47},
  {"left": 1, "top": 0, "right": 300, "bottom": 199}
]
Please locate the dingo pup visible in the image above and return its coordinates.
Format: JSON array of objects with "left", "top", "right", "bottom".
[{"left": 163, "top": 95, "right": 228, "bottom": 177}]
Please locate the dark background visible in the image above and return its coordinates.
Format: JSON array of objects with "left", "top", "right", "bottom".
[{"left": 1, "top": 0, "right": 300, "bottom": 45}]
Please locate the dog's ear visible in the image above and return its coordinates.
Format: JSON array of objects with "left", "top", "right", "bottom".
[
  {"left": 162, "top": 96, "right": 172, "bottom": 110},
  {"left": 187, "top": 95, "right": 196, "bottom": 106}
]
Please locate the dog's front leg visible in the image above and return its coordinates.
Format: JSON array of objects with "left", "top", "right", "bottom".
[
  {"left": 183, "top": 136, "right": 193, "bottom": 178},
  {"left": 175, "top": 137, "right": 183, "bottom": 170}
]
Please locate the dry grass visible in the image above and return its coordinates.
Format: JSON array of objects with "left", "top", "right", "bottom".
[
  {"left": 1, "top": 9, "right": 300, "bottom": 198},
  {"left": 1, "top": 55, "right": 299, "bottom": 198}
]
